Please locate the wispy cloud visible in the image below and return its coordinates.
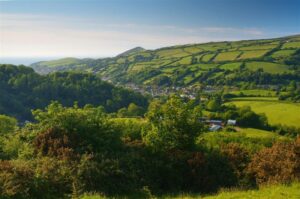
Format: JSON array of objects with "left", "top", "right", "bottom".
[{"left": 0, "top": 13, "right": 266, "bottom": 58}]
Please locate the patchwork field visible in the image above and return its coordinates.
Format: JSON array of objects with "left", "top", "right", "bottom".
[
  {"left": 271, "top": 49, "right": 296, "bottom": 59},
  {"left": 238, "top": 50, "right": 269, "bottom": 59},
  {"left": 227, "top": 98, "right": 300, "bottom": 127},
  {"left": 214, "top": 51, "right": 241, "bottom": 61},
  {"left": 30, "top": 35, "right": 300, "bottom": 87},
  {"left": 245, "top": 62, "right": 290, "bottom": 74},
  {"left": 282, "top": 41, "right": 300, "bottom": 49},
  {"left": 219, "top": 62, "right": 241, "bottom": 70}
]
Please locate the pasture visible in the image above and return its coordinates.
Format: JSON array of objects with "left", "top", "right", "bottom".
[
  {"left": 201, "top": 53, "right": 215, "bottom": 62},
  {"left": 238, "top": 50, "right": 269, "bottom": 59},
  {"left": 271, "top": 49, "right": 296, "bottom": 59},
  {"left": 197, "top": 128, "right": 288, "bottom": 152},
  {"left": 219, "top": 62, "right": 241, "bottom": 70},
  {"left": 228, "top": 89, "right": 277, "bottom": 97},
  {"left": 245, "top": 61, "right": 290, "bottom": 74},
  {"left": 227, "top": 98, "right": 300, "bottom": 128},
  {"left": 214, "top": 51, "right": 241, "bottom": 61},
  {"left": 282, "top": 41, "right": 300, "bottom": 49},
  {"left": 239, "top": 44, "right": 277, "bottom": 50}
]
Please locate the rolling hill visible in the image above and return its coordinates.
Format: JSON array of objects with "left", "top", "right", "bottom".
[{"left": 30, "top": 35, "right": 300, "bottom": 87}]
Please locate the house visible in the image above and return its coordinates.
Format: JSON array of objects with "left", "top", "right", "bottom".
[
  {"left": 206, "top": 119, "right": 223, "bottom": 126},
  {"left": 227, "top": 119, "right": 237, "bottom": 126},
  {"left": 209, "top": 124, "right": 222, "bottom": 132}
]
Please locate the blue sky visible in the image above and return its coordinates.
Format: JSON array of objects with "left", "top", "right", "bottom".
[{"left": 0, "top": 0, "right": 299, "bottom": 58}]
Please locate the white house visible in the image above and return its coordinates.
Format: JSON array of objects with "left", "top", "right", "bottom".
[{"left": 227, "top": 119, "right": 237, "bottom": 126}]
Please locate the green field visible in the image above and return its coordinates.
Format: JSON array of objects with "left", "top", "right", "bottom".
[
  {"left": 30, "top": 35, "right": 300, "bottom": 86},
  {"left": 282, "top": 41, "right": 300, "bottom": 49},
  {"left": 214, "top": 51, "right": 241, "bottom": 61},
  {"left": 80, "top": 182, "right": 300, "bottom": 199},
  {"left": 197, "top": 128, "right": 288, "bottom": 151},
  {"left": 227, "top": 98, "right": 300, "bottom": 127},
  {"left": 219, "top": 62, "right": 241, "bottom": 70},
  {"left": 239, "top": 50, "right": 269, "bottom": 59},
  {"left": 271, "top": 49, "right": 296, "bottom": 59},
  {"left": 228, "top": 89, "right": 277, "bottom": 97},
  {"left": 245, "top": 62, "right": 290, "bottom": 74},
  {"left": 230, "top": 97, "right": 278, "bottom": 101},
  {"left": 201, "top": 53, "right": 215, "bottom": 62},
  {"left": 203, "top": 182, "right": 300, "bottom": 199},
  {"left": 239, "top": 44, "right": 277, "bottom": 50}
]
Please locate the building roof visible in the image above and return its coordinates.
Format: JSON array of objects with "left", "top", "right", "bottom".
[
  {"left": 209, "top": 124, "right": 222, "bottom": 131},
  {"left": 227, "top": 119, "right": 237, "bottom": 125}
]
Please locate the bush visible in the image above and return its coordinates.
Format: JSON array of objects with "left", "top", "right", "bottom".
[
  {"left": 220, "top": 143, "right": 254, "bottom": 188},
  {"left": 248, "top": 137, "right": 300, "bottom": 185},
  {"left": 186, "top": 150, "right": 236, "bottom": 192},
  {"left": 0, "top": 160, "right": 35, "bottom": 199}
]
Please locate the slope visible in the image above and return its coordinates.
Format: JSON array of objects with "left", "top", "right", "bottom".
[{"left": 30, "top": 35, "right": 300, "bottom": 87}]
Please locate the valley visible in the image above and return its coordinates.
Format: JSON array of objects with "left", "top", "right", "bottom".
[{"left": 1, "top": 0, "right": 300, "bottom": 197}]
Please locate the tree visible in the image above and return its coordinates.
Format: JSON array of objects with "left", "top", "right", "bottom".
[
  {"left": 32, "top": 102, "right": 122, "bottom": 156},
  {"left": 142, "top": 96, "right": 203, "bottom": 151},
  {"left": 236, "top": 106, "right": 268, "bottom": 129},
  {"left": 206, "top": 99, "right": 221, "bottom": 112},
  {"left": 127, "top": 103, "right": 145, "bottom": 117},
  {"left": 0, "top": 115, "right": 17, "bottom": 135}
]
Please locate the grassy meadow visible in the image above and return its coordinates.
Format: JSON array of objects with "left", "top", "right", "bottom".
[
  {"left": 197, "top": 128, "right": 289, "bottom": 151},
  {"left": 227, "top": 98, "right": 300, "bottom": 127},
  {"left": 228, "top": 89, "right": 277, "bottom": 97}
]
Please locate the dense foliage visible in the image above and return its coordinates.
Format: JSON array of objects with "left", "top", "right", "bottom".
[
  {"left": 0, "top": 64, "right": 148, "bottom": 121},
  {"left": 0, "top": 96, "right": 299, "bottom": 199}
]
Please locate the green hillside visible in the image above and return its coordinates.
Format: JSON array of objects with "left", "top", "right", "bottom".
[{"left": 30, "top": 35, "right": 300, "bottom": 87}]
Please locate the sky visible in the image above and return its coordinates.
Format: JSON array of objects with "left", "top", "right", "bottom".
[{"left": 0, "top": 0, "right": 300, "bottom": 60}]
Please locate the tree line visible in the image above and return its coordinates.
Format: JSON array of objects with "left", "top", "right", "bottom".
[{"left": 0, "top": 64, "right": 148, "bottom": 121}]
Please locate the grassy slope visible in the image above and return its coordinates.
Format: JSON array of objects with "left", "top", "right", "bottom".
[
  {"left": 203, "top": 182, "right": 300, "bottom": 199},
  {"left": 227, "top": 98, "right": 300, "bottom": 127},
  {"left": 197, "top": 128, "right": 289, "bottom": 152},
  {"left": 33, "top": 57, "right": 81, "bottom": 67},
  {"left": 30, "top": 35, "right": 300, "bottom": 86},
  {"left": 80, "top": 182, "right": 300, "bottom": 199}
]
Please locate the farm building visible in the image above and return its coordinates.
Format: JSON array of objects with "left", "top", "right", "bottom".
[
  {"left": 209, "top": 124, "right": 222, "bottom": 131},
  {"left": 227, "top": 119, "right": 237, "bottom": 126},
  {"left": 206, "top": 119, "right": 223, "bottom": 126}
]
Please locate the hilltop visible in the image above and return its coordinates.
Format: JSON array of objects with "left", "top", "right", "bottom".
[
  {"left": 30, "top": 35, "right": 300, "bottom": 87},
  {"left": 117, "top": 46, "right": 145, "bottom": 57}
]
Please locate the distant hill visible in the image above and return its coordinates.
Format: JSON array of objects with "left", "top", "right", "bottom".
[
  {"left": 117, "top": 47, "right": 145, "bottom": 57},
  {"left": 30, "top": 35, "right": 300, "bottom": 87}
]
